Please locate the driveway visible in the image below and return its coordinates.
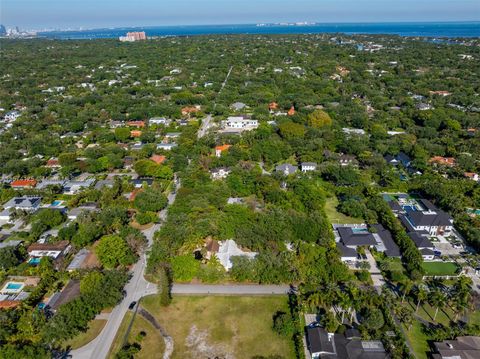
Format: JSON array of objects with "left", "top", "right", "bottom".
[{"left": 365, "top": 250, "right": 386, "bottom": 289}]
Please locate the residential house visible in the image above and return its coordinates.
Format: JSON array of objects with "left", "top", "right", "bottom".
[
  {"left": 337, "top": 243, "right": 358, "bottom": 262},
  {"left": 4, "top": 110, "right": 21, "bottom": 122},
  {"left": 45, "top": 158, "right": 61, "bottom": 168},
  {"left": 215, "top": 239, "right": 257, "bottom": 270},
  {"left": 275, "top": 163, "right": 298, "bottom": 176},
  {"left": 27, "top": 240, "right": 70, "bottom": 260},
  {"left": 408, "top": 233, "right": 435, "bottom": 260},
  {"left": 47, "top": 280, "right": 81, "bottom": 312},
  {"left": 36, "top": 179, "right": 66, "bottom": 190},
  {"left": 131, "top": 177, "right": 154, "bottom": 188},
  {"left": 432, "top": 336, "right": 480, "bottom": 359},
  {"left": 210, "top": 167, "right": 231, "bottom": 180},
  {"left": 464, "top": 172, "right": 479, "bottom": 182},
  {"left": 384, "top": 152, "right": 412, "bottom": 168},
  {"left": 67, "top": 203, "right": 100, "bottom": 220},
  {"left": 221, "top": 115, "right": 258, "bottom": 132},
  {"left": 94, "top": 179, "right": 114, "bottom": 190},
  {"left": 402, "top": 199, "right": 453, "bottom": 236},
  {"left": 156, "top": 143, "right": 177, "bottom": 151},
  {"left": 230, "top": 102, "right": 247, "bottom": 111},
  {"left": 10, "top": 179, "right": 37, "bottom": 189},
  {"left": 131, "top": 142, "right": 144, "bottom": 151},
  {"left": 130, "top": 130, "right": 142, "bottom": 138},
  {"left": 1, "top": 196, "right": 42, "bottom": 221},
  {"left": 109, "top": 120, "right": 123, "bottom": 128},
  {"left": 165, "top": 132, "right": 181, "bottom": 139},
  {"left": 370, "top": 224, "right": 401, "bottom": 258},
  {"left": 306, "top": 326, "right": 388, "bottom": 359},
  {"left": 342, "top": 128, "right": 366, "bottom": 136},
  {"left": 337, "top": 227, "right": 377, "bottom": 249},
  {"left": 63, "top": 178, "right": 94, "bottom": 195},
  {"left": 150, "top": 154, "right": 166, "bottom": 164},
  {"left": 300, "top": 162, "right": 317, "bottom": 172},
  {"left": 149, "top": 117, "right": 171, "bottom": 126},
  {"left": 268, "top": 102, "right": 279, "bottom": 111},
  {"left": 181, "top": 105, "right": 201, "bottom": 116},
  {"left": 215, "top": 144, "right": 231, "bottom": 157},
  {"left": 66, "top": 249, "right": 91, "bottom": 272},
  {"left": 126, "top": 120, "right": 145, "bottom": 128},
  {"left": 429, "top": 156, "right": 456, "bottom": 167},
  {"left": 287, "top": 106, "right": 296, "bottom": 116},
  {"left": 338, "top": 154, "right": 358, "bottom": 167}
]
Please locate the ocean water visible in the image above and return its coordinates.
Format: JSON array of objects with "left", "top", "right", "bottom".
[{"left": 39, "top": 22, "right": 480, "bottom": 40}]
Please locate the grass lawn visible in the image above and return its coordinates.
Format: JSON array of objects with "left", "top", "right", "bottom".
[
  {"left": 422, "top": 262, "right": 460, "bottom": 276},
  {"left": 63, "top": 319, "right": 106, "bottom": 350},
  {"left": 109, "top": 312, "right": 165, "bottom": 359},
  {"left": 129, "top": 295, "right": 295, "bottom": 359},
  {"left": 325, "top": 196, "right": 364, "bottom": 225},
  {"left": 404, "top": 320, "right": 429, "bottom": 359}
]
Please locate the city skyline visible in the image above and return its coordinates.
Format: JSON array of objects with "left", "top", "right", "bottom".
[{"left": 2, "top": 0, "right": 480, "bottom": 29}]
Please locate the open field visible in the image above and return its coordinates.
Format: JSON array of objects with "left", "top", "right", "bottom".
[
  {"left": 325, "top": 196, "right": 364, "bottom": 225},
  {"left": 112, "top": 295, "right": 295, "bottom": 359},
  {"left": 63, "top": 319, "right": 106, "bottom": 350},
  {"left": 422, "top": 262, "right": 460, "bottom": 276},
  {"left": 109, "top": 312, "right": 165, "bottom": 359}
]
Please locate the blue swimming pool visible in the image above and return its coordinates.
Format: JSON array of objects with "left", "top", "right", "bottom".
[
  {"left": 6, "top": 283, "right": 22, "bottom": 290},
  {"left": 51, "top": 200, "right": 63, "bottom": 207},
  {"left": 28, "top": 257, "right": 41, "bottom": 265},
  {"left": 352, "top": 228, "right": 368, "bottom": 233}
]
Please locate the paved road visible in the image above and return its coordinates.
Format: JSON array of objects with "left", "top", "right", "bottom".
[
  {"left": 197, "top": 114, "right": 213, "bottom": 139},
  {"left": 71, "top": 182, "right": 180, "bottom": 359},
  {"left": 171, "top": 284, "right": 290, "bottom": 295}
]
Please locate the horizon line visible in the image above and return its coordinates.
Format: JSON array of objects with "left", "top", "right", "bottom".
[{"left": 35, "top": 20, "right": 480, "bottom": 32}]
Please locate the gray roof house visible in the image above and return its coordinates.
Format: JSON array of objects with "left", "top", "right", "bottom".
[
  {"left": 230, "top": 102, "right": 247, "bottom": 111},
  {"left": 306, "top": 326, "right": 388, "bottom": 359},
  {"left": 432, "top": 336, "right": 480, "bottom": 359},
  {"left": 337, "top": 227, "right": 377, "bottom": 248},
  {"left": 371, "top": 224, "right": 401, "bottom": 258},
  {"left": 275, "top": 164, "right": 298, "bottom": 176}
]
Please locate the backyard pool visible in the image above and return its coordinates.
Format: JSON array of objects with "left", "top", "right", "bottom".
[
  {"left": 352, "top": 227, "right": 368, "bottom": 233},
  {"left": 51, "top": 200, "right": 64, "bottom": 207},
  {"left": 28, "top": 257, "right": 41, "bottom": 265},
  {"left": 1, "top": 281, "right": 24, "bottom": 293}
]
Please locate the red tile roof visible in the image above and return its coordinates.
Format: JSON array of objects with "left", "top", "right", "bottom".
[
  {"left": 429, "top": 156, "right": 456, "bottom": 167},
  {"left": 0, "top": 300, "right": 20, "bottom": 309},
  {"left": 150, "top": 155, "right": 166, "bottom": 165},
  {"left": 11, "top": 179, "right": 37, "bottom": 188},
  {"left": 130, "top": 130, "right": 142, "bottom": 137},
  {"left": 126, "top": 121, "right": 145, "bottom": 128},
  {"left": 288, "top": 106, "right": 296, "bottom": 116}
]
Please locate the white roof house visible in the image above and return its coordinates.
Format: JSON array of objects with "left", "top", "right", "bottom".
[
  {"left": 215, "top": 239, "right": 257, "bottom": 271},
  {"left": 222, "top": 116, "right": 258, "bottom": 132}
]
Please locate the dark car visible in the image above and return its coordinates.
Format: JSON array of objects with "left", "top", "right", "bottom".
[{"left": 128, "top": 301, "right": 137, "bottom": 310}]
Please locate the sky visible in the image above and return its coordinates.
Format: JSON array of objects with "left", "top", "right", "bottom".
[{"left": 2, "top": 0, "right": 480, "bottom": 30}]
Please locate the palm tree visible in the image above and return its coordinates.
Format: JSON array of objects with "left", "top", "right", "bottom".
[
  {"left": 399, "top": 279, "right": 413, "bottom": 303},
  {"left": 415, "top": 285, "right": 428, "bottom": 313},
  {"left": 397, "top": 306, "right": 414, "bottom": 330},
  {"left": 430, "top": 290, "right": 446, "bottom": 322}
]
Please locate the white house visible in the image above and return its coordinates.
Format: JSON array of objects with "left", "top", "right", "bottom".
[
  {"left": 300, "top": 162, "right": 317, "bottom": 172},
  {"left": 156, "top": 143, "right": 178, "bottom": 151},
  {"left": 4, "top": 111, "right": 21, "bottom": 122},
  {"left": 63, "top": 179, "right": 95, "bottom": 195},
  {"left": 27, "top": 240, "right": 70, "bottom": 260},
  {"left": 0, "top": 196, "right": 42, "bottom": 221},
  {"left": 222, "top": 116, "right": 258, "bottom": 131},
  {"left": 215, "top": 239, "right": 257, "bottom": 271},
  {"left": 149, "top": 117, "right": 171, "bottom": 126},
  {"left": 275, "top": 164, "right": 298, "bottom": 176},
  {"left": 210, "top": 167, "right": 231, "bottom": 180}
]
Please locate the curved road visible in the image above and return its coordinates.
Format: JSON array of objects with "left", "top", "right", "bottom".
[{"left": 71, "top": 182, "right": 179, "bottom": 359}]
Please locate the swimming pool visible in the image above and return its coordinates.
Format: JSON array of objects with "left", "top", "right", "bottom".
[
  {"left": 51, "top": 200, "right": 64, "bottom": 207},
  {"left": 28, "top": 257, "right": 41, "bottom": 265},
  {"left": 352, "top": 228, "right": 368, "bottom": 233},
  {"left": 1, "top": 281, "right": 24, "bottom": 293},
  {"left": 7, "top": 283, "right": 22, "bottom": 290}
]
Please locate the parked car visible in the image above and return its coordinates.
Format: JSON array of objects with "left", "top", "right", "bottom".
[{"left": 128, "top": 301, "right": 137, "bottom": 310}]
